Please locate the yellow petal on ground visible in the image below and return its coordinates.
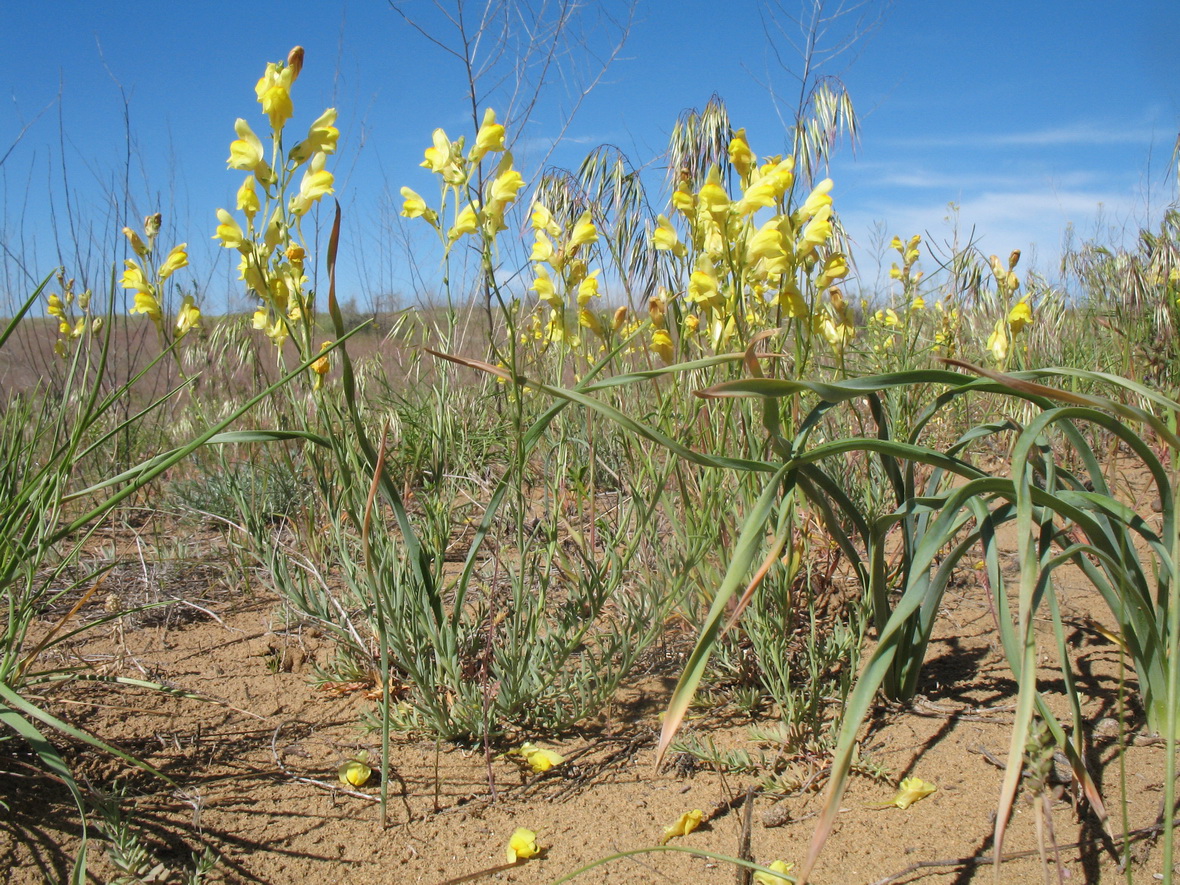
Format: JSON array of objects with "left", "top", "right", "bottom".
[
  {"left": 525, "top": 748, "right": 564, "bottom": 773},
  {"left": 891, "top": 776, "right": 936, "bottom": 809},
  {"left": 659, "top": 809, "right": 703, "bottom": 845},
  {"left": 337, "top": 759, "right": 372, "bottom": 788},
  {"left": 505, "top": 827, "right": 540, "bottom": 863},
  {"left": 753, "top": 860, "right": 795, "bottom": 884}
]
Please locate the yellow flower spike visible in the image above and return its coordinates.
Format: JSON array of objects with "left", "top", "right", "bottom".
[
  {"left": 890, "top": 776, "right": 936, "bottom": 809},
  {"left": 175, "top": 295, "right": 201, "bottom": 338},
  {"left": 659, "top": 809, "right": 703, "bottom": 845},
  {"left": 337, "top": 752, "right": 372, "bottom": 788},
  {"left": 158, "top": 243, "right": 188, "bottom": 281},
  {"left": 728, "top": 128, "right": 755, "bottom": 179},
  {"left": 652, "top": 214, "right": 686, "bottom": 257},
  {"left": 471, "top": 108, "right": 506, "bottom": 162},
  {"left": 1008, "top": 299, "right": 1033, "bottom": 334},
  {"left": 753, "top": 860, "right": 795, "bottom": 884},
  {"left": 505, "top": 827, "right": 541, "bottom": 863},
  {"left": 213, "top": 209, "right": 247, "bottom": 251},
  {"left": 290, "top": 108, "right": 339, "bottom": 165},
  {"left": 448, "top": 202, "right": 481, "bottom": 243},
  {"left": 255, "top": 60, "right": 295, "bottom": 131},
  {"left": 568, "top": 212, "right": 598, "bottom": 251},
  {"left": 122, "top": 226, "right": 150, "bottom": 257},
  {"left": 289, "top": 152, "right": 334, "bottom": 216}
]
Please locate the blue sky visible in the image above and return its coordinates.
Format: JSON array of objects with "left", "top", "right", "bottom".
[{"left": 1, "top": 0, "right": 1177, "bottom": 312}]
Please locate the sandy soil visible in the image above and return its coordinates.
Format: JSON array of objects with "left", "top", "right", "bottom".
[{"left": 2, "top": 516, "right": 1178, "bottom": 885}]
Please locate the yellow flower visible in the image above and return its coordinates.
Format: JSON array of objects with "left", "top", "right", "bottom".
[
  {"left": 530, "top": 231, "right": 555, "bottom": 263},
  {"left": 515, "top": 743, "right": 565, "bottom": 773},
  {"left": 987, "top": 318, "right": 1010, "bottom": 363},
  {"left": 129, "top": 291, "right": 162, "bottom": 324},
  {"left": 158, "top": 243, "right": 188, "bottom": 281},
  {"left": 890, "top": 776, "right": 936, "bottom": 809},
  {"left": 289, "top": 152, "right": 334, "bottom": 216},
  {"left": 530, "top": 202, "right": 562, "bottom": 237},
  {"left": 484, "top": 159, "right": 525, "bottom": 219},
  {"left": 399, "top": 187, "right": 438, "bottom": 226},
  {"left": 728, "top": 128, "right": 755, "bottom": 179},
  {"left": 687, "top": 256, "right": 722, "bottom": 310},
  {"left": 255, "top": 61, "right": 295, "bottom": 131},
  {"left": 227, "top": 118, "right": 270, "bottom": 181},
  {"left": 659, "top": 809, "right": 703, "bottom": 845},
  {"left": 506, "top": 827, "right": 541, "bottom": 863},
  {"left": 698, "top": 167, "right": 730, "bottom": 216},
  {"left": 797, "top": 178, "right": 834, "bottom": 222},
  {"left": 816, "top": 252, "right": 849, "bottom": 289},
  {"left": 753, "top": 860, "right": 795, "bottom": 884},
  {"left": 1008, "top": 299, "right": 1033, "bottom": 334},
  {"left": 290, "top": 108, "right": 339, "bottom": 164},
  {"left": 576, "top": 270, "right": 600, "bottom": 307},
  {"left": 796, "top": 204, "right": 832, "bottom": 258},
  {"left": 671, "top": 186, "right": 695, "bottom": 216},
  {"left": 651, "top": 328, "right": 674, "bottom": 363},
  {"left": 568, "top": 212, "right": 598, "bottom": 251},
  {"left": 311, "top": 340, "right": 332, "bottom": 380},
  {"left": 530, "top": 265, "right": 560, "bottom": 308},
  {"left": 337, "top": 752, "right": 371, "bottom": 788},
  {"left": 120, "top": 260, "right": 152, "bottom": 296},
  {"left": 237, "top": 176, "right": 260, "bottom": 221},
  {"left": 910, "top": 295, "right": 926, "bottom": 310},
  {"left": 875, "top": 308, "right": 899, "bottom": 327},
  {"left": 47, "top": 293, "right": 66, "bottom": 319},
  {"left": 175, "top": 294, "right": 201, "bottom": 337},
  {"left": 746, "top": 220, "right": 787, "bottom": 275},
  {"left": 421, "top": 128, "right": 465, "bottom": 186},
  {"left": 736, "top": 180, "right": 777, "bottom": 217},
  {"left": 213, "top": 209, "right": 247, "bottom": 251},
  {"left": 683, "top": 314, "right": 700, "bottom": 334},
  {"left": 652, "top": 214, "right": 686, "bottom": 257},
  {"left": 471, "top": 108, "right": 506, "bottom": 162},
  {"left": 448, "top": 202, "right": 480, "bottom": 242},
  {"left": 122, "top": 226, "right": 149, "bottom": 257}
]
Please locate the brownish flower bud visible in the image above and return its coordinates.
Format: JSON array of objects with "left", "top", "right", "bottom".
[
  {"left": 287, "top": 46, "right": 305, "bottom": 82},
  {"left": 1008, "top": 249, "right": 1021, "bottom": 271},
  {"left": 144, "top": 213, "right": 162, "bottom": 239}
]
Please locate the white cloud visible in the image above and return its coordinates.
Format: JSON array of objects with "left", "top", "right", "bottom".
[{"left": 881, "top": 123, "right": 1163, "bottom": 150}]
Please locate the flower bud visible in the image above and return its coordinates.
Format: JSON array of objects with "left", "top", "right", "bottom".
[
  {"left": 287, "top": 46, "right": 304, "bottom": 82},
  {"left": 144, "top": 213, "right": 162, "bottom": 239},
  {"left": 1008, "top": 249, "right": 1021, "bottom": 271}
]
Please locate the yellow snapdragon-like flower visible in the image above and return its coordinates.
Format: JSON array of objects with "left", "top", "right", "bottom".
[
  {"left": 747, "top": 220, "right": 788, "bottom": 275},
  {"left": 120, "top": 260, "right": 152, "bottom": 297},
  {"left": 484, "top": 159, "right": 525, "bottom": 221},
  {"left": 530, "top": 202, "right": 562, "bottom": 238},
  {"left": 653, "top": 214, "right": 686, "bottom": 257},
  {"left": 47, "top": 293, "right": 66, "bottom": 319},
  {"left": 237, "top": 176, "right": 260, "bottom": 220},
  {"left": 728, "top": 128, "right": 755, "bottom": 179},
  {"left": 421, "top": 128, "right": 466, "bottom": 186},
  {"left": 289, "top": 152, "right": 334, "bottom": 216},
  {"left": 530, "top": 265, "right": 560, "bottom": 308},
  {"left": 255, "top": 59, "right": 296, "bottom": 131},
  {"left": 158, "top": 243, "right": 188, "bottom": 281},
  {"left": 213, "top": 209, "right": 247, "bottom": 251},
  {"left": 130, "top": 291, "right": 162, "bottom": 323},
  {"left": 698, "top": 167, "right": 730, "bottom": 217},
  {"left": 228, "top": 119, "right": 272, "bottom": 182},
  {"left": 651, "top": 328, "right": 674, "bottom": 363},
  {"left": 797, "top": 177, "right": 834, "bottom": 222},
  {"left": 1008, "top": 299, "right": 1033, "bottom": 333},
  {"left": 448, "top": 202, "right": 480, "bottom": 242},
  {"left": 470, "top": 108, "right": 506, "bottom": 162},
  {"left": 987, "top": 318, "right": 1009, "bottom": 363},
  {"left": 568, "top": 212, "right": 599, "bottom": 251},
  {"left": 290, "top": 108, "right": 338, "bottom": 165},
  {"left": 815, "top": 252, "right": 849, "bottom": 289},
  {"left": 576, "top": 270, "right": 600, "bottom": 307},
  {"left": 175, "top": 294, "right": 201, "bottom": 337},
  {"left": 797, "top": 204, "right": 833, "bottom": 259},
  {"left": 530, "top": 230, "right": 555, "bottom": 263},
  {"left": 660, "top": 809, "right": 703, "bottom": 845},
  {"left": 506, "top": 827, "right": 541, "bottom": 863},
  {"left": 753, "top": 861, "right": 795, "bottom": 884},
  {"left": 399, "top": 187, "right": 438, "bottom": 225},
  {"left": 687, "top": 256, "right": 723, "bottom": 311}
]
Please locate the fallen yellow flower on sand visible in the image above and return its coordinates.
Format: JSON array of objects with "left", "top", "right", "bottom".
[
  {"left": 506, "top": 827, "right": 541, "bottom": 863},
  {"left": 753, "top": 860, "right": 795, "bottom": 884},
  {"left": 888, "top": 776, "right": 936, "bottom": 809},
  {"left": 510, "top": 742, "right": 565, "bottom": 773},
  {"left": 337, "top": 752, "right": 372, "bottom": 788},
  {"left": 660, "top": 809, "right": 703, "bottom": 845}
]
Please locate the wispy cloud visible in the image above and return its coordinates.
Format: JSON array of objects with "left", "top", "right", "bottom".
[{"left": 881, "top": 123, "right": 1163, "bottom": 150}]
